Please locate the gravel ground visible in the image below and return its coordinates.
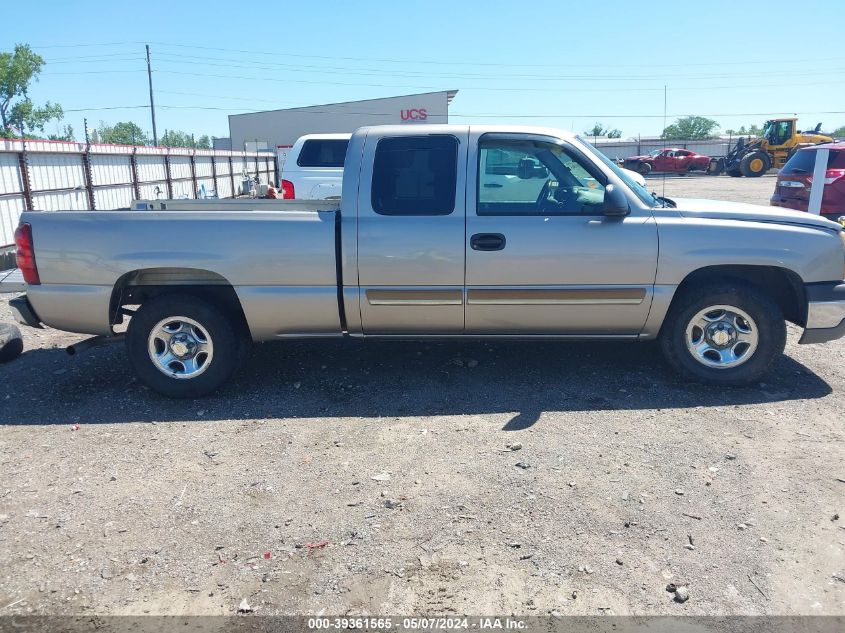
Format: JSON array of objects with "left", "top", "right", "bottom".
[{"left": 1, "top": 175, "right": 843, "bottom": 617}]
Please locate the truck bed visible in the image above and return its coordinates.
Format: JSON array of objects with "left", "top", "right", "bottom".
[{"left": 21, "top": 206, "right": 343, "bottom": 339}]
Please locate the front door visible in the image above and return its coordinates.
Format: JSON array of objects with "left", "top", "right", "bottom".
[
  {"left": 356, "top": 131, "right": 469, "bottom": 334},
  {"left": 653, "top": 150, "right": 674, "bottom": 172},
  {"left": 465, "top": 133, "right": 658, "bottom": 335}
]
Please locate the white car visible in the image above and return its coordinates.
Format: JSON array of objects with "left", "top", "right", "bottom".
[
  {"left": 280, "top": 132, "right": 646, "bottom": 200},
  {"left": 280, "top": 134, "right": 350, "bottom": 200}
]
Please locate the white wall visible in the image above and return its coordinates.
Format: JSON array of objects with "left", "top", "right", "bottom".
[{"left": 229, "top": 91, "right": 451, "bottom": 150}]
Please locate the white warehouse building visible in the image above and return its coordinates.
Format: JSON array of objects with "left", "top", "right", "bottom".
[{"left": 227, "top": 90, "right": 457, "bottom": 151}]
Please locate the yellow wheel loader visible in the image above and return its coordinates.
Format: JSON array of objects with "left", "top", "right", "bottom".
[{"left": 713, "top": 118, "right": 833, "bottom": 177}]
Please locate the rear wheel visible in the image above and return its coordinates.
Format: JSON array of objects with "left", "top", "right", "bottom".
[
  {"left": 0, "top": 323, "right": 23, "bottom": 363},
  {"left": 660, "top": 282, "right": 785, "bottom": 385},
  {"left": 126, "top": 294, "right": 243, "bottom": 398},
  {"left": 739, "top": 151, "right": 771, "bottom": 177}
]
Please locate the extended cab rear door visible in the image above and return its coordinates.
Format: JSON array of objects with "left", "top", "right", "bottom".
[{"left": 355, "top": 129, "right": 469, "bottom": 334}]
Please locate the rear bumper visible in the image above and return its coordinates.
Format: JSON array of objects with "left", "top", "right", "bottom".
[
  {"left": 9, "top": 295, "right": 42, "bottom": 329},
  {"left": 799, "top": 282, "right": 845, "bottom": 344}
]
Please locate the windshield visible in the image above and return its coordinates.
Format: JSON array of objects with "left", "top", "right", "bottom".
[
  {"left": 575, "top": 136, "right": 657, "bottom": 207},
  {"left": 648, "top": 149, "right": 662, "bottom": 157},
  {"left": 762, "top": 120, "right": 774, "bottom": 140}
]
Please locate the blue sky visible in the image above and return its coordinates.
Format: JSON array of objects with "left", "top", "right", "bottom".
[{"left": 5, "top": 0, "right": 844, "bottom": 142}]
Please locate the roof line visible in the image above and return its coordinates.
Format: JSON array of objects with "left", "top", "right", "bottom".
[{"left": 228, "top": 90, "right": 459, "bottom": 119}]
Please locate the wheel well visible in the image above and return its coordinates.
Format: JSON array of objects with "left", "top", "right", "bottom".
[
  {"left": 673, "top": 265, "right": 806, "bottom": 326},
  {"left": 110, "top": 268, "right": 250, "bottom": 337}
]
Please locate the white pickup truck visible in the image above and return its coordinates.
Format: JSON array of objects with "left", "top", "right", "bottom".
[
  {"left": 10, "top": 125, "right": 845, "bottom": 397},
  {"left": 279, "top": 134, "right": 349, "bottom": 200}
]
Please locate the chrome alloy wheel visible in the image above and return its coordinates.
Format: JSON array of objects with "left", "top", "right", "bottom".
[
  {"left": 147, "top": 316, "right": 214, "bottom": 379},
  {"left": 685, "top": 305, "right": 759, "bottom": 369}
]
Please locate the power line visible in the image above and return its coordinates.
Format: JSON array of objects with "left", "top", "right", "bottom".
[
  {"left": 31, "top": 40, "right": 845, "bottom": 71},
  {"left": 148, "top": 52, "right": 845, "bottom": 82},
  {"left": 146, "top": 41, "right": 845, "bottom": 70},
  {"left": 31, "top": 41, "right": 143, "bottom": 49},
  {"left": 44, "top": 56, "right": 144, "bottom": 65},
  {"left": 154, "top": 104, "right": 845, "bottom": 119},
  {"left": 42, "top": 69, "right": 146, "bottom": 75},
  {"left": 152, "top": 69, "right": 845, "bottom": 94},
  {"left": 62, "top": 105, "right": 149, "bottom": 112},
  {"left": 150, "top": 50, "right": 845, "bottom": 82}
]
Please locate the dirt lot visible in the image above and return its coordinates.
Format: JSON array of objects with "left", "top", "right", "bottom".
[{"left": 1, "top": 175, "right": 843, "bottom": 618}]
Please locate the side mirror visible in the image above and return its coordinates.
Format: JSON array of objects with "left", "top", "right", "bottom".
[
  {"left": 517, "top": 158, "right": 534, "bottom": 179},
  {"left": 516, "top": 158, "right": 547, "bottom": 180},
  {"left": 602, "top": 184, "right": 629, "bottom": 217}
]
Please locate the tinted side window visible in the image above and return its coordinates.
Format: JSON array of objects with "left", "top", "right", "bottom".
[
  {"left": 478, "top": 139, "right": 606, "bottom": 216},
  {"left": 783, "top": 149, "right": 843, "bottom": 173},
  {"left": 297, "top": 140, "right": 349, "bottom": 167},
  {"left": 371, "top": 136, "right": 457, "bottom": 216}
]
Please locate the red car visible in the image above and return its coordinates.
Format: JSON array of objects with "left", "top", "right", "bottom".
[
  {"left": 770, "top": 142, "right": 845, "bottom": 220},
  {"left": 623, "top": 148, "right": 712, "bottom": 175}
]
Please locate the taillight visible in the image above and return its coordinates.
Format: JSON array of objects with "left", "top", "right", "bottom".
[
  {"left": 15, "top": 222, "right": 40, "bottom": 285},
  {"left": 281, "top": 179, "right": 295, "bottom": 199},
  {"left": 824, "top": 169, "right": 845, "bottom": 185}
]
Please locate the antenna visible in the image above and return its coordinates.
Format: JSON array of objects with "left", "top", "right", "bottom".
[{"left": 662, "top": 84, "right": 667, "bottom": 202}]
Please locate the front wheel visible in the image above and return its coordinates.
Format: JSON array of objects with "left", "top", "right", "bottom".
[
  {"left": 739, "top": 151, "right": 771, "bottom": 177},
  {"left": 659, "top": 282, "right": 786, "bottom": 385},
  {"left": 126, "top": 294, "right": 243, "bottom": 398}
]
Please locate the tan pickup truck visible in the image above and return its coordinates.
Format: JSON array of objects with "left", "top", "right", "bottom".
[{"left": 10, "top": 125, "right": 845, "bottom": 397}]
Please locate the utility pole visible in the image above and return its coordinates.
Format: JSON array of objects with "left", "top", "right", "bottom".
[{"left": 146, "top": 44, "right": 158, "bottom": 146}]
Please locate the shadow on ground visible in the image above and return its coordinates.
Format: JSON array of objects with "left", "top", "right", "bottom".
[{"left": 0, "top": 338, "right": 831, "bottom": 426}]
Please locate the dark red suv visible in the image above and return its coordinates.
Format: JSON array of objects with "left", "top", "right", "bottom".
[{"left": 770, "top": 142, "right": 845, "bottom": 220}]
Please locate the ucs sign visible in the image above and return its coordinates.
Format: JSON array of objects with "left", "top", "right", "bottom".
[{"left": 400, "top": 108, "right": 428, "bottom": 122}]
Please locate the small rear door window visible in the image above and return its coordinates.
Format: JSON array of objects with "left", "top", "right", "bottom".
[
  {"left": 296, "top": 140, "right": 349, "bottom": 167},
  {"left": 371, "top": 135, "right": 458, "bottom": 216}
]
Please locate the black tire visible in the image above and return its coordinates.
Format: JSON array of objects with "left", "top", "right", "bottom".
[
  {"left": 126, "top": 293, "right": 243, "bottom": 398},
  {"left": 708, "top": 158, "right": 725, "bottom": 175},
  {"left": 659, "top": 281, "right": 786, "bottom": 386},
  {"left": 739, "top": 151, "right": 771, "bottom": 177},
  {"left": 726, "top": 167, "right": 743, "bottom": 177},
  {"left": 636, "top": 162, "right": 652, "bottom": 176},
  {"left": 0, "top": 323, "right": 23, "bottom": 363}
]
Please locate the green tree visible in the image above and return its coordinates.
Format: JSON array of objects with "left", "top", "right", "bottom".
[
  {"left": 8, "top": 98, "right": 63, "bottom": 135},
  {"left": 160, "top": 130, "right": 194, "bottom": 148},
  {"left": 47, "top": 123, "right": 74, "bottom": 141},
  {"left": 196, "top": 134, "right": 211, "bottom": 149},
  {"left": 726, "top": 124, "right": 762, "bottom": 137},
  {"left": 829, "top": 124, "right": 844, "bottom": 137},
  {"left": 585, "top": 122, "right": 605, "bottom": 137},
  {"left": 583, "top": 123, "right": 622, "bottom": 139},
  {"left": 0, "top": 44, "right": 64, "bottom": 135},
  {"left": 662, "top": 116, "right": 720, "bottom": 140},
  {"left": 97, "top": 121, "right": 149, "bottom": 145}
]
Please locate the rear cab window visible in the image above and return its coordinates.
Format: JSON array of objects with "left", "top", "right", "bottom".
[
  {"left": 371, "top": 135, "right": 458, "bottom": 216},
  {"left": 296, "top": 139, "right": 349, "bottom": 168}
]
